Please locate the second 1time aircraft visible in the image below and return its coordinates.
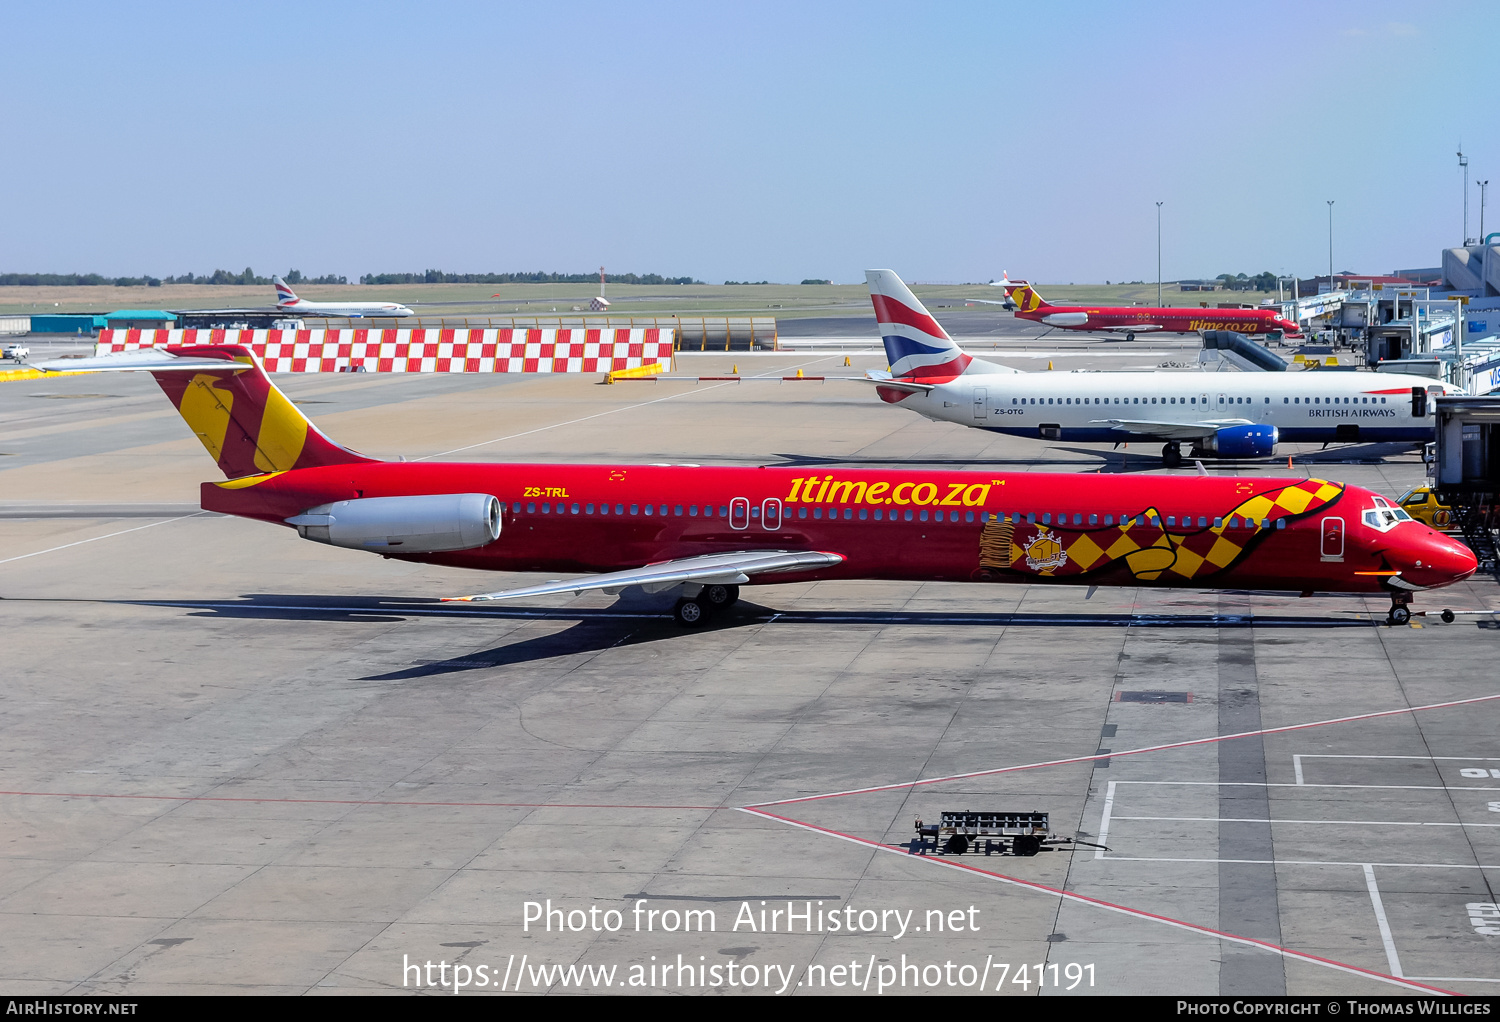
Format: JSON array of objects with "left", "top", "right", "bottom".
[{"left": 865, "top": 270, "right": 1457, "bottom": 467}]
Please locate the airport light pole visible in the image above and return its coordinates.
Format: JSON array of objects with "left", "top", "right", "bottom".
[
  {"left": 1459, "top": 148, "right": 1469, "bottom": 244},
  {"left": 1327, "top": 200, "right": 1334, "bottom": 290},
  {"left": 1480, "top": 180, "right": 1489, "bottom": 243},
  {"left": 1156, "top": 202, "right": 1163, "bottom": 305}
]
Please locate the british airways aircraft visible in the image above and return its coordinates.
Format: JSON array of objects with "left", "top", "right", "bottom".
[
  {"left": 864, "top": 270, "right": 1457, "bottom": 467},
  {"left": 273, "top": 276, "right": 414, "bottom": 318}
]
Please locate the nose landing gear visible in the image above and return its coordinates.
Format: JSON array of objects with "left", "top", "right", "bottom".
[{"left": 1386, "top": 592, "right": 1413, "bottom": 626}]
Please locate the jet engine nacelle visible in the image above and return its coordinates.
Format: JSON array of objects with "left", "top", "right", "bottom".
[
  {"left": 286, "top": 493, "right": 501, "bottom": 553},
  {"left": 1198, "top": 424, "right": 1278, "bottom": 458},
  {"left": 1041, "top": 312, "right": 1090, "bottom": 327}
]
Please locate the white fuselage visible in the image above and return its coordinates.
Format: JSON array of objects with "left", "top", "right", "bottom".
[
  {"left": 278, "top": 299, "right": 414, "bottom": 318},
  {"left": 891, "top": 365, "right": 1451, "bottom": 446}
]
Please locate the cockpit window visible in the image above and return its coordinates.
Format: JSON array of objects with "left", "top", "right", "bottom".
[{"left": 1362, "top": 505, "right": 1411, "bottom": 531}]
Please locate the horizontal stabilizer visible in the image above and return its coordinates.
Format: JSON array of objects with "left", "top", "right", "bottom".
[
  {"left": 446, "top": 549, "right": 845, "bottom": 602},
  {"left": 32, "top": 349, "right": 255, "bottom": 374}
]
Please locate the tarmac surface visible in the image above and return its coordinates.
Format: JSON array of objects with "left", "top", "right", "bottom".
[{"left": 1, "top": 337, "right": 1497, "bottom": 996}]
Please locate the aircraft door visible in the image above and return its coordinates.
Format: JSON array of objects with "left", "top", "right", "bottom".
[
  {"left": 1320, "top": 516, "right": 1344, "bottom": 562},
  {"left": 761, "top": 497, "right": 782, "bottom": 530},
  {"left": 730, "top": 497, "right": 750, "bottom": 530},
  {"left": 973, "top": 387, "right": 987, "bottom": 420}
]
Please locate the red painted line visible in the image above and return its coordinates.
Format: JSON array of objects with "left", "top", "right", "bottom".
[
  {"left": 739, "top": 807, "right": 1461, "bottom": 996},
  {"left": 747, "top": 691, "right": 1500, "bottom": 807},
  {"left": 782, "top": 376, "right": 825, "bottom": 381},
  {"left": 0, "top": 790, "right": 718, "bottom": 810}
]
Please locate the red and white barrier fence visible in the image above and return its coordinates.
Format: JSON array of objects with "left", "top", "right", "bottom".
[{"left": 95, "top": 327, "right": 675, "bottom": 373}]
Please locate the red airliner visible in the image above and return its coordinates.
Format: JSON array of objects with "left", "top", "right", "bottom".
[
  {"left": 37, "top": 345, "right": 1474, "bottom": 626},
  {"left": 1002, "top": 279, "right": 1302, "bottom": 341}
]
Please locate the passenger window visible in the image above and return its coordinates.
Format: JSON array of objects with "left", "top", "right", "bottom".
[
  {"left": 615, "top": 504, "right": 625, "bottom": 515},
  {"left": 527, "top": 502, "right": 536, "bottom": 513},
  {"left": 630, "top": 504, "right": 639, "bottom": 515},
  {"left": 1103, "top": 514, "right": 1113, "bottom": 525},
  {"left": 859, "top": 508, "right": 868, "bottom": 520},
  {"left": 586, "top": 503, "right": 595, "bottom": 514},
  {"left": 813, "top": 508, "right": 823, "bottom": 519},
  {"left": 798, "top": 506, "right": 807, "bottom": 519},
  {"left": 1041, "top": 513, "right": 1051, "bottom": 524},
  {"left": 1027, "top": 512, "right": 1036, "bottom": 524},
  {"left": 750, "top": 506, "right": 759, "bottom": 518},
  {"left": 688, "top": 505, "right": 698, "bottom": 516},
  {"left": 965, "top": 510, "right": 974, "bottom": 523},
  {"left": 674, "top": 504, "right": 683, "bottom": 516},
  {"left": 643, "top": 504, "right": 653, "bottom": 516},
  {"left": 1214, "top": 517, "right": 1223, "bottom": 528},
  {"left": 1198, "top": 516, "right": 1207, "bottom": 528},
  {"left": 1228, "top": 516, "right": 1239, "bottom": 528},
  {"left": 919, "top": 510, "right": 929, "bottom": 522},
  {"left": 660, "top": 504, "right": 669, "bottom": 516},
  {"left": 513, "top": 502, "right": 522, "bottom": 513},
  {"left": 1166, "top": 516, "right": 1176, "bottom": 527},
  {"left": 541, "top": 503, "right": 550, "bottom": 514},
  {"left": 904, "top": 509, "right": 914, "bottom": 522},
  {"left": 1276, "top": 518, "right": 1286, "bottom": 529},
  {"left": 1088, "top": 513, "right": 1097, "bottom": 525},
  {"left": 874, "top": 509, "right": 884, "bottom": 520},
  {"left": 1072, "top": 513, "right": 1082, "bottom": 525},
  {"left": 571, "top": 503, "right": 580, "bottom": 514}
]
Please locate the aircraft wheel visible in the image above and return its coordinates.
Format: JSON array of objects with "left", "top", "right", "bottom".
[
  {"left": 703, "top": 584, "right": 739, "bottom": 609},
  {"left": 1387, "top": 605, "right": 1411, "bottom": 626},
  {"left": 1441, "top": 609, "right": 1456, "bottom": 624},
  {"left": 674, "top": 597, "right": 708, "bottom": 627},
  {"left": 1126, "top": 331, "right": 1135, "bottom": 342},
  {"left": 1162, "top": 443, "right": 1183, "bottom": 468}
]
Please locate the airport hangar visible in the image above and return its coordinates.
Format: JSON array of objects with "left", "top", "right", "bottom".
[{"left": 0, "top": 312, "right": 1497, "bottom": 998}]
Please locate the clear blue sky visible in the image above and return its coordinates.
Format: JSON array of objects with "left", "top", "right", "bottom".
[{"left": 2, "top": 1, "right": 1495, "bottom": 284}]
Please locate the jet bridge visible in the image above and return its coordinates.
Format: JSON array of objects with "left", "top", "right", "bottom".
[{"left": 1433, "top": 395, "right": 1500, "bottom": 583}]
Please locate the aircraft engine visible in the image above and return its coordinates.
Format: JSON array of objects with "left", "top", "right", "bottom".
[
  {"left": 1040, "top": 312, "right": 1089, "bottom": 327},
  {"left": 1197, "top": 424, "right": 1278, "bottom": 459},
  {"left": 285, "top": 493, "right": 502, "bottom": 553}
]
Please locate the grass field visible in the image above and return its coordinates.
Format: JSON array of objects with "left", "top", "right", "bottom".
[{"left": 0, "top": 280, "right": 1278, "bottom": 318}]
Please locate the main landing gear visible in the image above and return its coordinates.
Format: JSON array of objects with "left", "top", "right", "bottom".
[
  {"left": 673, "top": 584, "right": 740, "bottom": 627},
  {"left": 1162, "top": 442, "right": 1183, "bottom": 468}
]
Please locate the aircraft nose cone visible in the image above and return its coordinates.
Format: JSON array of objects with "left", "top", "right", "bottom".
[{"left": 1396, "top": 531, "right": 1478, "bottom": 588}]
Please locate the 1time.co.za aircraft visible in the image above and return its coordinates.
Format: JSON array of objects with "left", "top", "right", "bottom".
[
  {"left": 865, "top": 270, "right": 1457, "bottom": 467},
  {"left": 990, "top": 276, "right": 1301, "bottom": 341},
  {"left": 34, "top": 345, "right": 1475, "bottom": 627},
  {"left": 272, "top": 276, "right": 414, "bottom": 318}
]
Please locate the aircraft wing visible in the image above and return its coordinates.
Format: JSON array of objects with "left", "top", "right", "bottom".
[
  {"left": 32, "top": 350, "right": 255, "bottom": 374},
  {"left": 445, "top": 549, "right": 845, "bottom": 602},
  {"left": 960, "top": 298, "right": 1017, "bottom": 308},
  {"left": 1089, "top": 417, "right": 1254, "bottom": 441},
  {"left": 1098, "top": 324, "right": 1164, "bottom": 333}
]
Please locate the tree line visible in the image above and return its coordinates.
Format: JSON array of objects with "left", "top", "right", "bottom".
[
  {"left": 0, "top": 268, "right": 347, "bottom": 287},
  {"left": 359, "top": 270, "right": 701, "bottom": 285}
]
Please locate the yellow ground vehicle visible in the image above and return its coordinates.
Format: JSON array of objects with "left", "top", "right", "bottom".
[{"left": 1397, "top": 485, "right": 1454, "bottom": 530}]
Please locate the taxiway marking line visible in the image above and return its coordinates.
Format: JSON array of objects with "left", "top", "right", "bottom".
[
  {"left": 746, "top": 691, "right": 1500, "bottom": 806},
  {"left": 0, "top": 790, "right": 719, "bottom": 810},
  {"left": 0, "top": 513, "right": 208, "bottom": 566},
  {"left": 1110, "top": 815, "right": 1500, "bottom": 828},
  {"left": 1092, "top": 855, "right": 1500, "bottom": 870},
  {"left": 1363, "top": 865, "right": 1404, "bottom": 977},
  {"left": 737, "top": 806, "right": 1458, "bottom": 996}
]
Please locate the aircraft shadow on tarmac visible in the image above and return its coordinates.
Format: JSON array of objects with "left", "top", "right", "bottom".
[{"left": 101, "top": 594, "right": 1377, "bottom": 676}]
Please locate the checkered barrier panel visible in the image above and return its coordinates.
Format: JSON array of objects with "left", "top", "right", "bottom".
[{"left": 94, "top": 327, "right": 675, "bottom": 373}]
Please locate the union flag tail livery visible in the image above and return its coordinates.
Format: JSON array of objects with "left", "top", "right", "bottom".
[
  {"left": 147, "top": 345, "right": 374, "bottom": 478},
  {"left": 30, "top": 344, "right": 1478, "bottom": 629},
  {"left": 274, "top": 277, "right": 300, "bottom": 307},
  {"left": 866, "top": 269, "right": 972, "bottom": 379}
]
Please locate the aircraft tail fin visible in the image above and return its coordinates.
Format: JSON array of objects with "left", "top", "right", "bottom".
[
  {"left": 865, "top": 269, "right": 971, "bottom": 379},
  {"left": 1008, "top": 281, "right": 1052, "bottom": 312},
  {"left": 272, "top": 275, "right": 299, "bottom": 306},
  {"left": 128, "top": 345, "right": 374, "bottom": 478}
]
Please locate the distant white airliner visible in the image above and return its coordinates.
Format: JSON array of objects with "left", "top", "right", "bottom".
[
  {"left": 864, "top": 269, "right": 1457, "bottom": 467},
  {"left": 274, "top": 276, "right": 413, "bottom": 318}
]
